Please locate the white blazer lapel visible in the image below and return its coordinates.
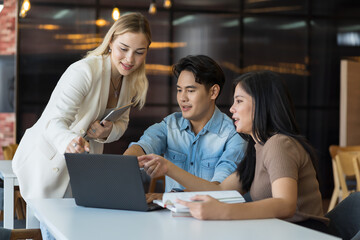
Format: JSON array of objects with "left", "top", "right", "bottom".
[
  {"left": 117, "top": 75, "right": 131, "bottom": 107},
  {"left": 97, "top": 55, "right": 112, "bottom": 117}
]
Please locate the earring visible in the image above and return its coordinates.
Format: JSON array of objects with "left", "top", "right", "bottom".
[{"left": 109, "top": 48, "right": 112, "bottom": 53}]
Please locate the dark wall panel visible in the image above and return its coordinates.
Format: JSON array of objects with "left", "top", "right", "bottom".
[{"left": 17, "top": 0, "right": 360, "bottom": 198}]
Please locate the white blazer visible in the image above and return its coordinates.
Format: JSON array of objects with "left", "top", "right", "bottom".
[{"left": 13, "top": 55, "right": 133, "bottom": 200}]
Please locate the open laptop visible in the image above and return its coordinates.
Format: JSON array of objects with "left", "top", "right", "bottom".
[{"left": 64, "top": 153, "right": 162, "bottom": 211}]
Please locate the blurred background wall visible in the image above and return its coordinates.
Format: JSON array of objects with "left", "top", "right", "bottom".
[
  {"left": 2, "top": 0, "right": 360, "bottom": 198},
  {"left": 0, "top": 0, "right": 16, "bottom": 158}
]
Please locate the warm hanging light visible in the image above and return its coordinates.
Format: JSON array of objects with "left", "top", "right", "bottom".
[
  {"left": 112, "top": 7, "right": 120, "bottom": 21},
  {"left": 96, "top": 19, "right": 108, "bottom": 27},
  {"left": 149, "top": 0, "right": 156, "bottom": 15},
  {"left": 19, "top": 8, "right": 27, "bottom": 18},
  {"left": 19, "top": 0, "right": 31, "bottom": 18},
  {"left": 22, "top": 0, "right": 31, "bottom": 11},
  {"left": 163, "top": 0, "right": 171, "bottom": 9}
]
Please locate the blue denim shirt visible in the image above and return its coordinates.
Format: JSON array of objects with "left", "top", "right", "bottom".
[{"left": 129, "top": 107, "right": 246, "bottom": 192}]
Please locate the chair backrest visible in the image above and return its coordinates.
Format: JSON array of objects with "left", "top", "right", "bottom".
[
  {"left": 335, "top": 152, "right": 359, "bottom": 199},
  {"left": 329, "top": 145, "right": 360, "bottom": 159},
  {"left": 328, "top": 145, "right": 360, "bottom": 212},
  {"left": 0, "top": 227, "right": 42, "bottom": 240},
  {"left": 2, "top": 144, "right": 18, "bottom": 160},
  {"left": 354, "top": 157, "right": 360, "bottom": 192},
  {"left": 336, "top": 152, "right": 358, "bottom": 176},
  {"left": 10, "top": 228, "right": 42, "bottom": 240},
  {"left": 325, "top": 192, "right": 360, "bottom": 240},
  {"left": 329, "top": 145, "right": 360, "bottom": 193}
]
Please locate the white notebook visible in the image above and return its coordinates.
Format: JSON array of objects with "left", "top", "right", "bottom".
[{"left": 153, "top": 190, "right": 245, "bottom": 213}]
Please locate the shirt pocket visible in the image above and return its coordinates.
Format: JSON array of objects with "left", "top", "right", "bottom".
[
  {"left": 200, "top": 156, "right": 220, "bottom": 180},
  {"left": 165, "top": 149, "right": 187, "bottom": 170}
]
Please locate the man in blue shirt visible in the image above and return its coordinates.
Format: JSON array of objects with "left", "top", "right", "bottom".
[{"left": 124, "top": 55, "right": 246, "bottom": 192}]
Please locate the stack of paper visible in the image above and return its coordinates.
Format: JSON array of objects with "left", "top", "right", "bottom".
[{"left": 153, "top": 190, "right": 245, "bottom": 216}]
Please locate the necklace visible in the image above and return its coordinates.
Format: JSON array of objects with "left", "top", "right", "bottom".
[{"left": 110, "top": 75, "right": 122, "bottom": 98}]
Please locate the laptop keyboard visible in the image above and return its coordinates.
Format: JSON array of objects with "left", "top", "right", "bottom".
[{"left": 147, "top": 202, "right": 164, "bottom": 211}]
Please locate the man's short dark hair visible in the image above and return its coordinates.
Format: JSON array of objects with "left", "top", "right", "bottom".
[{"left": 172, "top": 55, "right": 225, "bottom": 96}]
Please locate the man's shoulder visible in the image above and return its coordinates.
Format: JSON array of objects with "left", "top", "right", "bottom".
[
  {"left": 215, "top": 111, "right": 237, "bottom": 133},
  {"left": 163, "top": 112, "right": 184, "bottom": 125}
]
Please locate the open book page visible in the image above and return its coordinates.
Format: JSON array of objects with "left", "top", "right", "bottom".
[{"left": 154, "top": 190, "right": 245, "bottom": 213}]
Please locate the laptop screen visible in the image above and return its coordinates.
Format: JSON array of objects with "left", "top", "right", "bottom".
[{"left": 64, "top": 153, "right": 150, "bottom": 211}]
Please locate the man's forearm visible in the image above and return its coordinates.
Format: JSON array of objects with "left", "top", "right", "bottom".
[
  {"left": 167, "top": 161, "right": 221, "bottom": 191},
  {"left": 123, "top": 144, "right": 146, "bottom": 156}
]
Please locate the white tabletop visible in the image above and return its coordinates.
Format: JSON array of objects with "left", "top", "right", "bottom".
[
  {"left": 0, "top": 160, "right": 19, "bottom": 229},
  {"left": 27, "top": 198, "right": 339, "bottom": 240},
  {"left": 0, "top": 160, "right": 17, "bottom": 178}
]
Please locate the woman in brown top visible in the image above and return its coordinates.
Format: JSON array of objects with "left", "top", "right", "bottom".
[{"left": 139, "top": 70, "right": 329, "bottom": 233}]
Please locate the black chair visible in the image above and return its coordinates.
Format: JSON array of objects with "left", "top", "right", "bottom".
[{"left": 325, "top": 192, "right": 360, "bottom": 240}]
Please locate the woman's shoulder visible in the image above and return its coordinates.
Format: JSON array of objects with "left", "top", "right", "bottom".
[
  {"left": 66, "top": 55, "right": 104, "bottom": 79},
  {"left": 70, "top": 56, "right": 103, "bottom": 70},
  {"left": 263, "top": 134, "right": 306, "bottom": 157},
  {"left": 260, "top": 134, "right": 308, "bottom": 171},
  {"left": 265, "top": 134, "right": 296, "bottom": 146},
  {"left": 260, "top": 134, "right": 301, "bottom": 154}
]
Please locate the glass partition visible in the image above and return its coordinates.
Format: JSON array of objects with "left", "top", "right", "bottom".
[{"left": 16, "top": 0, "right": 360, "bottom": 197}]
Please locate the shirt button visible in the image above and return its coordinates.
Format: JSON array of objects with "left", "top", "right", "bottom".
[
  {"left": 80, "top": 129, "right": 85, "bottom": 134},
  {"left": 190, "top": 162, "right": 194, "bottom": 166},
  {"left": 53, "top": 167, "right": 59, "bottom": 172}
]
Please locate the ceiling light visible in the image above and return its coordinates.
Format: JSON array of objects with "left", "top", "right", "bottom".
[
  {"left": 112, "top": 7, "right": 120, "bottom": 21},
  {"left": 22, "top": 0, "right": 31, "bottom": 11},
  {"left": 19, "top": 0, "right": 31, "bottom": 18},
  {"left": 96, "top": 19, "right": 108, "bottom": 27},
  {"left": 149, "top": 0, "right": 156, "bottom": 15},
  {"left": 19, "top": 8, "right": 27, "bottom": 18},
  {"left": 163, "top": 0, "right": 171, "bottom": 9}
]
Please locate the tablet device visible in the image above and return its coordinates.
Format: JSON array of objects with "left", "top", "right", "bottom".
[
  {"left": 100, "top": 102, "right": 134, "bottom": 125},
  {"left": 83, "top": 102, "right": 133, "bottom": 139}
]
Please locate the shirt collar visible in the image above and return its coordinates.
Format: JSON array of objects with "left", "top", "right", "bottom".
[
  {"left": 179, "top": 106, "right": 223, "bottom": 134},
  {"left": 180, "top": 117, "right": 190, "bottom": 131}
]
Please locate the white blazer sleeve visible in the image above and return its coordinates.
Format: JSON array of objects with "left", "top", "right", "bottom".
[
  {"left": 44, "top": 61, "right": 92, "bottom": 154},
  {"left": 96, "top": 107, "right": 130, "bottom": 143}
]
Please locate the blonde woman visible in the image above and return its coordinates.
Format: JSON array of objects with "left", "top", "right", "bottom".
[{"left": 13, "top": 12, "right": 152, "bottom": 200}]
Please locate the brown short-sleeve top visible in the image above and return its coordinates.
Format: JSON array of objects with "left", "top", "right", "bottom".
[{"left": 249, "top": 134, "right": 327, "bottom": 223}]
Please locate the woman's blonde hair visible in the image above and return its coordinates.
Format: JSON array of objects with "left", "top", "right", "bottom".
[{"left": 86, "top": 12, "right": 151, "bottom": 109}]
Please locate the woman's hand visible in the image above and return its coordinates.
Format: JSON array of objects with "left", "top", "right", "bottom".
[
  {"left": 176, "top": 195, "right": 226, "bottom": 220},
  {"left": 86, "top": 120, "right": 113, "bottom": 139},
  {"left": 138, "top": 154, "right": 170, "bottom": 178},
  {"left": 66, "top": 136, "right": 90, "bottom": 153}
]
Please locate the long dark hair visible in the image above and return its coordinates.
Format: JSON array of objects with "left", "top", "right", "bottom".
[{"left": 235, "top": 70, "right": 318, "bottom": 192}]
